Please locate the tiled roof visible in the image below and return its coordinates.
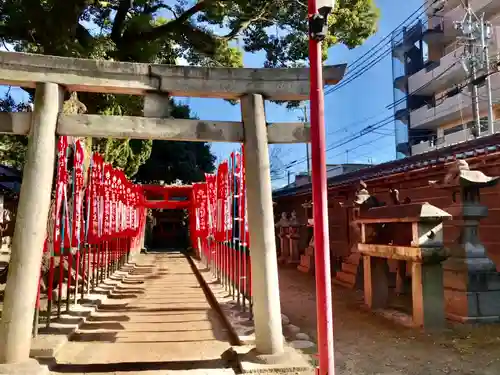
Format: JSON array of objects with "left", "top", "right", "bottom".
[{"left": 273, "top": 133, "right": 500, "bottom": 198}]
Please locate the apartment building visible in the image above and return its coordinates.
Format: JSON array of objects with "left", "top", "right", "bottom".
[{"left": 392, "top": 0, "right": 500, "bottom": 158}]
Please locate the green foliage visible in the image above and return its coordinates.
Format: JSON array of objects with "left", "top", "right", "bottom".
[
  {"left": 0, "top": 94, "right": 30, "bottom": 171},
  {"left": 134, "top": 101, "right": 216, "bottom": 184},
  {"left": 0, "top": 0, "right": 379, "bottom": 176},
  {"left": 0, "top": 0, "right": 379, "bottom": 69},
  {"left": 82, "top": 93, "right": 154, "bottom": 178},
  {"left": 98, "top": 138, "right": 153, "bottom": 177}
]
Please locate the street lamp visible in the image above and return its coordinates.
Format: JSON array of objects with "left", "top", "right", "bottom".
[{"left": 308, "top": 0, "right": 336, "bottom": 374}]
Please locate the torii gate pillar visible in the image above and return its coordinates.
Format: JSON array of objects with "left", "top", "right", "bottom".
[
  {"left": 241, "top": 94, "right": 284, "bottom": 355},
  {"left": 0, "top": 83, "right": 60, "bottom": 370}
]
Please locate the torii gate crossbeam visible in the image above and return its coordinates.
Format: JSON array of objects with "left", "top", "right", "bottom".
[{"left": 0, "top": 51, "right": 346, "bottom": 372}]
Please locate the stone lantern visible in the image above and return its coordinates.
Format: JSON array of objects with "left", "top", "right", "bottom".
[
  {"left": 297, "top": 201, "right": 315, "bottom": 273},
  {"left": 286, "top": 211, "right": 302, "bottom": 264},
  {"left": 432, "top": 160, "right": 500, "bottom": 322},
  {"left": 275, "top": 212, "right": 290, "bottom": 263}
]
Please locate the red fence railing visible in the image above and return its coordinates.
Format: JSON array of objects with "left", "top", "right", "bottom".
[
  {"left": 33, "top": 136, "right": 146, "bottom": 336},
  {"left": 191, "top": 147, "right": 253, "bottom": 314}
]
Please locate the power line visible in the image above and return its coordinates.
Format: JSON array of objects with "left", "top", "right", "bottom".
[
  {"left": 273, "top": 51, "right": 500, "bottom": 179},
  {"left": 277, "top": 2, "right": 448, "bottom": 150},
  {"left": 283, "top": 114, "right": 395, "bottom": 169},
  {"left": 387, "top": 60, "right": 462, "bottom": 111},
  {"left": 324, "top": 1, "right": 439, "bottom": 95},
  {"left": 328, "top": 133, "right": 392, "bottom": 160},
  {"left": 331, "top": 2, "right": 429, "bottom": 81},
  {"left": 277, "top": 63, "right": 500, "bottom": 173}
]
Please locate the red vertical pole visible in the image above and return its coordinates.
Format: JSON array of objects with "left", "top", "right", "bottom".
[
  {"left": 67, "top": 251, "right": 73, "bottom": 310},
  {"left": 308, "top": 1, "right": 335, "bottom": 374},
  {"left": 46, "top": 256, "right": 55, "bottom": 326}
]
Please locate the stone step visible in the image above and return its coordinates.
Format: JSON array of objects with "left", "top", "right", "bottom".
[
  {"left": 341, "top": 262, "right": 358, "bottom": 275},
  {"left": 335, "top": 271, "right": 356, "bottom": 288},
  {"left": 297, "top": 255, "right": 314, "bottom": 273},
  {"left": 332, "top": 277, "right": 352, "bottom": 289}
]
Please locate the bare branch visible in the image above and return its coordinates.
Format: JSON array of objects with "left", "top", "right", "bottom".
[{"left": 269, "top": 145, "right": 285, "bottom": 180}]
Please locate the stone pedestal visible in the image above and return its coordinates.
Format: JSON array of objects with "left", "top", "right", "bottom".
[
  {"left": 436, "top": 161, "right": 500, "bottom": 323},
  {"left": 297, "top": 232, "right": 315, "bottom": 273},
  {"left": 442, "top": 201, "right": 500, "bottom": 322},
  {"left": 443, "top": 234, "right": 500, "bottom": 323}
]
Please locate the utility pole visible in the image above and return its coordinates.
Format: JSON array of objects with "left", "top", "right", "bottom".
[
  {"left": 308, "top": 0, "right": 336, "bottom": 374},
  {"left": 302, "top": 105, "right": 312, "bottom": 182},
  {"left": 465, "top": 1, "right": 481, "bottom": 132},
  {"left": 456, "top": 2, "right": 495, "bottom": 136},
  {"left": 480, "top": 14, "right": 494, "bottom": 134},
  {"left": 287, "top": 170, "right": 291, "bottom": 185}
]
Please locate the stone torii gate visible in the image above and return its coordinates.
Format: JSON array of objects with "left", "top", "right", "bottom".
[{"left": 0, "top": 51, "right": 345, "bottom": 372}]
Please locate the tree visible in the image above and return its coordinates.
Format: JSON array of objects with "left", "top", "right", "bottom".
[
  {"left": 0, "top": 93, "right": 31, "bottom": 170},
  {"left": 0, "top": 0, "right": 379, "bottom": 176},
  {"left": 134, "top": 101, "right": 216, "bottom": 184}
]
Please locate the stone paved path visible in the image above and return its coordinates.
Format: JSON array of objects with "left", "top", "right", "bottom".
[{"left": 49, "top": 252, "right": 235, "bottom": 375}]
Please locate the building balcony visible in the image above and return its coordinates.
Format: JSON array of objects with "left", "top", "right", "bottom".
[
  {"left": 422, "top": 16, "right": 457, "bottom": 46},
  {"left": 422, "top": 0, "right": 500, "bottom": 50},
  {"left": 411, "top": 139, "right": 438, "bottom": 155},
  {"left": 410, "top": 124, "right": 499, "bottom": 155},
  {"left": 393, "top": 75, "right": 408, "bottom": 92},
  {"left": 410, "top": 72, "right": 500, "bottom": 130},
  {"left": 425, "top": 0, "right": 462, "bottom": 16},
  {"left": 410, "top": 129, "right": 472, "bottom": 155},
  {"left": 428, "top": 0, "right": 500, "bottom": 20},
  {"left": 392, "top": 22, "right": 424, "bottom": 62},
  {"left": 395, "top": 108, "right": 410, "bottom": 125},
  {"left": 396, "top": 141, "right": 411, "bottom": 157},
  {"left": 408, "top": 45, "right": 467, "bottom": 95},
  {"left": 453, "top": 0, "right": 500, "bottom": 21},
  {"left": 409, "top": 29, "right": 500, "bottom": 96}
]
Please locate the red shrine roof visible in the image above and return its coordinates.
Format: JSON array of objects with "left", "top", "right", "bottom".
[{"left": 273, "top": 133, "right": 500, "bottom": 198}]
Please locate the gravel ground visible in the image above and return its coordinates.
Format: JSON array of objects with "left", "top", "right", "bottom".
[{"left": 278, "top": 265, "right": 500, "bottom": 375}]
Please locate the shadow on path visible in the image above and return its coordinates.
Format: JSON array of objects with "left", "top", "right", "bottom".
[{"left": 49, "top": 252, "right": 234, "bottom": 374}]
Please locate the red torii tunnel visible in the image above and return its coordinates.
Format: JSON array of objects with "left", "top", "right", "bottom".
[{"left": 139, "top": 184, "right": 196, "bottom": 250}]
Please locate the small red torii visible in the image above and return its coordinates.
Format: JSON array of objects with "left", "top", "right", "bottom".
[{"left": 139, "top": 184, "right": 193, "bottom": 210}]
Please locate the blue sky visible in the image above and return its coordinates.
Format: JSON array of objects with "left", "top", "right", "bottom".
[
  {"left": 0, "top": 0, "right": 423, "bottom": 187},
  {"left": 186, "top": 0, "right": 424, "bottom": 187}
]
